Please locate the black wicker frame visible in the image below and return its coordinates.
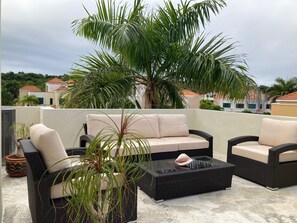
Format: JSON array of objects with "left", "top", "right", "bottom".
[
  {"left": 227, "top": 135, "right": 297, "bottom": 189},
  {"left": 80, "top": 123, "right": 213, "bottom": 160},
  {"left": 19, "top": 139, "right": 137, "bottom": 223}
]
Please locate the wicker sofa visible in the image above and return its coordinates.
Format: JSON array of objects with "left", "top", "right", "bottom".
[
  {"left": 227, "top": 118, "right": 297, "bottom": 189},
  {"left": 80, "top": 113, "right": 213, "bottom": 160}
]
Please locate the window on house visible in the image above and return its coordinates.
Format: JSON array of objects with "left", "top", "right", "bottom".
[
  {"left": 50, "top": 98, "right": 53, "bottom": 105},
  {"left": 223, "top": 103, "right": 231, "bottom": 108},
  {"left": 236, "top": 103, "right": 244, "bottom": 109},
  {"left": 248, "top": 104, "right": 256, "bottom": 109},
  {"left": 38, "top": 98, "right": 44, "bottom": 104},
  {"left": 266, "top": 104, "right": 271, "bottom": 109},
  {"left": 259, "top": 104, "right": 263, "bottom": 109}
]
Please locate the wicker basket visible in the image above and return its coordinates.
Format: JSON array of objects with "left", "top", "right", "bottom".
[{"left": 4, "top": 154, "right": 27, "bottom": 177}]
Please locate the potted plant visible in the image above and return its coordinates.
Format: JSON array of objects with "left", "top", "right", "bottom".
[
  {"left": 5, "top": 122, "right": 31, "bottom": 177},
  {"left": 59, "top": 111, "right": 151, "bottom": 222}
]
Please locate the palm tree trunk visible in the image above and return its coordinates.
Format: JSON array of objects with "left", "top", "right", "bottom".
[{"left": 144, "top": 81, "right": 158, "bottom": 109}]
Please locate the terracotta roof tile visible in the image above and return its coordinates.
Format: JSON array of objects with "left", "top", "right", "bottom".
[
  {"left": 277, "top": 91, "right": 297, "bottom": 100},
  {"left": 19, "top": 85, "right": 41, "bottom": 91},
  {"left": 54, "top": 86, "right": 68, "bottom": 91},
  {"left": 181, "top": 90, "right": 201, "bottom": 96},
  {"left": 46, "top": 77, "right": 65, "bottom": 84}
]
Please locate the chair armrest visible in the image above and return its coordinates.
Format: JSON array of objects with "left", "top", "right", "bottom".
[
  {"left": 37, "top": 167, "right": 77, "bottom": 203},
  {"left": 268, "top": 143, "right": 297, "bottom": 166},
  {"left": 227, "top": 135, "right": 259, "bottom": 156},
  {"left": 79, "top": 134, "right": 95, "bottom": 147},
  {"left": 66, "top": 147, "right": 88, "bottom": 156},
  {"left": 42, "top": 167, "right": 74, "bottom": 186}
]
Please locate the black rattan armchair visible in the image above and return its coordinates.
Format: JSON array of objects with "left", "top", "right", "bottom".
[
  {"left": 227, "top": 136, "right": 297, "bottom": 189},
  {"left": 19, "top": 139, "right": 137, "bottom": 223}
]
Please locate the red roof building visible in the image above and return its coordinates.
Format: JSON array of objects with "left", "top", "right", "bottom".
[
  {"left": 272, "top": 91, "right": 297, "bottom": 117},
  {"left": 276, "top": 92, "right": 297, "bottom": 101},
  {"left": 46, "top": 77, "right": 65, "bottom": 84},
  {"left": 19, "top": 85, "right": 41, "bottom": 92}
]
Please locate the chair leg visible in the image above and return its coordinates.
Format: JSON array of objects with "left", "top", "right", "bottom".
[{"left": 266, "top": 186, "right": 278, "bottom": 191}]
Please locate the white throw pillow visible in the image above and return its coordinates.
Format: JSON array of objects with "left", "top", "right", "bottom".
[
  {"left": 259, "top": 118, "right": 297, "bottom": 147},
  {"left": 30, "top": 123, "right": 71, "bottom": 173},
  {"left": 158, "top": 114, "right": 189, "bottom": 137}
]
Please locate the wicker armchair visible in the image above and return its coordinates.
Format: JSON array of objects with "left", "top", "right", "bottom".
[
  {"left": 227, "top": 118, "right": 297, "bottom": 190},
  {"left": 19, "top": 124, "right": 137, "bottom": 223}
]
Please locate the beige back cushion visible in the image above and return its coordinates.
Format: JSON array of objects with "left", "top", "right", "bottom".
[
  {"left": 30, "top": 123, "right": 71, "bottom": 173},
  {"left": 259, "top": 118, "right": 297, "bottom": 147},
  {"left": 87, "top": 114, "right": 122, "bottom": 137},
  {"left": 158, "top": 114, "right": 189, "bottom": 137},
  {"left": 128, "top": 114, "right": 160, "bottom": 138}
]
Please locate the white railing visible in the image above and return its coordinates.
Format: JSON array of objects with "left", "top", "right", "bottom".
[{"left": 15, "top": 106, "right": 297, "bottom": 154}]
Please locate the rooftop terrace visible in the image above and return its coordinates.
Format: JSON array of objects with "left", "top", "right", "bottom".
[
  {"left": 2, "top": 107, "right": 297, "bottom": 222},
  {"left": 2, "top": 153, "right": 297, "bottom": 223}
]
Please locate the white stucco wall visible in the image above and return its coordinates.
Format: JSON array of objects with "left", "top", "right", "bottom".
[{"left": 14, "top": 107, "right": 297, "bottom": 154}]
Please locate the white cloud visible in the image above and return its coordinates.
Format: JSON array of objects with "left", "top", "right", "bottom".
[{"left": 1, "top": 0, "right": 297, "bottom": 86}]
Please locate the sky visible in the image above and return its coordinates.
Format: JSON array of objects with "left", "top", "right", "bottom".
[{"left": 1, "top": 0, "right": 297, "bottom": 86}]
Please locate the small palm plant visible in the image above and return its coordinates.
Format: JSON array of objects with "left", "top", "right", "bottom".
[
  {"left": 5, "top": 123, "right": 31, "bottom": 177},
  {"left": 61, "top": 110, "right": 151, "bottom": 222},
  {"left": 9, "top": 122, "right": 31, "bottom": 157}
]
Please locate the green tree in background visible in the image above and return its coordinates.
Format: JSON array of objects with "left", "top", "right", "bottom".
[
  {"left": 1, "top": 88, "right": 14, "bottom": 105},
  {"left": 265, "top": 77, "right": 297, "bottom": 102},
  {"left": 63, "top": 0, "right": 255, "bottom": 109},
  {"left": 199, "top": 99, "right": 222, "bottom": 110},
  {"left": 15, "top": 95, "right": 39, "bottom": 106}
]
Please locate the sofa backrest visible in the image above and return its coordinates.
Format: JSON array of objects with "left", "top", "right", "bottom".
[
  {"left": 87, "top": 114, "right": 122, "bottom": 137},
  {"left": 128, "top": 114, "right": 160, "bottom": 138},
  {"left": 86, "top": 113, "right": 190, "bottom": 139},
  {"left": 259, "top": 118, "right": 297, "bottom": 147},
  {"left": 87, "top": 114, "right": 160, "bottom": 138},
  {"left": 158, "top": 114, "right": 189, "bottom": 137}
]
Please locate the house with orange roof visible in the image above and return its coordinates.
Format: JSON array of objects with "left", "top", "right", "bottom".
[
  {"left": 181, "top": 90, "right": 203, "bottom": 108},
  {"left": 19, "top": 86, "right": 41, "bottom": 99},
  {"left": 19, "top": 77, "right": 70, "bottom": 108},
  {"left": 46, "top": 77, "right": 66, "bottom": 92},
  {"left": 271, "top": 91, "right": 297, "bottom": 117}
]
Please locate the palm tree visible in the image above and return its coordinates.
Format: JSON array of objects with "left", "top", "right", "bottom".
[
  {"left": 16, "top": 95, "right": 39, "bottom": 106},
  {"left": 265, "top": 77, "right": 297, "bottom": 102},
  {"left": 64, "top": 0, "right": 255, "bottom": 109}
]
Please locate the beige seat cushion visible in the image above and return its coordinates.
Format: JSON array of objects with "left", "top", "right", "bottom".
[
  {"left": 161, "top": 136, "right": 209, "bottom": 151},
  {"left": 259, "top": 118, "right": 297, "bottom": 147},
  {"left": 30, "top": 123, "right": 71, "bottom": 173},
  {"left": 51, "top": 173, "right": 124, "bottom": 199},
  {"left": 128, "top": 114, "right": 160, "bottom": 138},
  {"left": 147, "top": 138, "right": 179, "bottom": 153},
  {"left": 232, "top": 142, "right": 297, "bottom": 164},
  {"left": 109, "top": 138, "right": 179, "bottom": 156},
  {"left": 158, "top": 114, "right": 189, "bottom": 137}
]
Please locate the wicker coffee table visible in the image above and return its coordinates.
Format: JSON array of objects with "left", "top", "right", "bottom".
[{"left": 137, "top": 156, "right": 235, "bottom": 201}]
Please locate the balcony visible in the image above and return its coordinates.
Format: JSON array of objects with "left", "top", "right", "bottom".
[{"left": 2, "top": 107, "right": 297, "bottom": 222}]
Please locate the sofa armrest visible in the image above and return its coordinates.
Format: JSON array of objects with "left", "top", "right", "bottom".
[
  {"left": 268, "top": 143, "right": 297, "bottom": 166},
  {"left": 79, "top": 134, "right": 95, "bottom": 147},
  {"left": 189, "top": 129, "right": 213, "bottom": 157},
  {"left": 189, "top": 129, "right": 212, "bottom": 141},
  {"left": 227, "top": 135, "right": 259, "bottom": 157}
]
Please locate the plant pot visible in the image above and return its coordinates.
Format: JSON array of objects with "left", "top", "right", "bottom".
[{"left": 4, "top": 154, "right": 27, "bottom": 177}]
